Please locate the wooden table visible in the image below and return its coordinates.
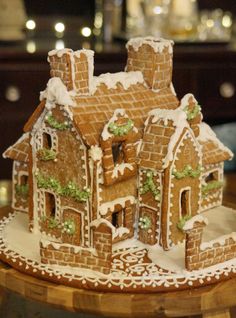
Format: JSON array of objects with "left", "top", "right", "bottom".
[{"left": 0, "top": 173, "right": 236, "bottom": 318}]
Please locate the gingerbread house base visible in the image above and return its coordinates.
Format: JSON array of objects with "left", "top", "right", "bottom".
[{"left": 1, "top": 205, "right": 236, "bottom": 293}]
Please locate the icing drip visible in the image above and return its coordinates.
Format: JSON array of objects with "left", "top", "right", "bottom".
[
  {"left": 147, "top": 109, "right": 191, "bottom": 168},
  {"left": 89, "top": 145, "right": 103, "bottom": 162},
  {"left": 90, "top": 71, "right": 144, "bottom": 95},
  {"left": 198, "top": 123, "right": 234, "bottom": 158},
  {"left": 99, "top": 196, "right": 136, "bottom": 216},
  {"left": 126, "top": 37, "right": 174, "bottom": 54},
  {"left": 40, "top": 78, "right": 75, "bottom": 109},
  {"left": 112, "top": 163, "right": 134, "bottom": 179}
]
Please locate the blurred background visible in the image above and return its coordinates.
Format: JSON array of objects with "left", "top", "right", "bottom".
[{"left": 0, "top": 0, "right": 236, "bottom": 206}]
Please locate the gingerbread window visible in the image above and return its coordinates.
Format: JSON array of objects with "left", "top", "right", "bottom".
[{"left": 101, "top": 110, "right": 139, "bottom": 185}]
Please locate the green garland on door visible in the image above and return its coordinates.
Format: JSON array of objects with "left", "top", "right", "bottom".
[{"left": 140, "top": 170, "right": 160, "bottom": 201}]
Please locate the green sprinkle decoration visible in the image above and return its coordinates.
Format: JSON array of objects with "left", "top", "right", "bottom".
[
  {"left": 37, "top": 148, "right": 56, "bottom": 161},
  {"left": 202, "top": 180, "right": 223, "bottom": 197},
  {"left": 40, "top": 216, "right": 76, "bottom": 235},
  {"left": 140, "top": 170, "right": 160, "bottom": 201},
  {"left": 172, "top": 165, "right": 201, "bottom": 179},
  {"left": 138, "top": 216, "right": 151, "bottom": 230},
  {"left": 62, "top": 219, "right": 76, "bottom": 235},
  {"left": 36, "top": 174, "right": 90, "bottom": 202},
  {"left": 184, "top": 104, "right": 201, "bottom": 121},
  {"left": 15, "top": 184, "right": 29, "bottom": 199},
  {"left": 108, "top": 119, "right": 134, "bottom": 136},
  {"left": 46, "top": 114, "right": 70, "bottom": 130},
  {"left": 177, "top": 214, "right": 192, "bottom": 231}
]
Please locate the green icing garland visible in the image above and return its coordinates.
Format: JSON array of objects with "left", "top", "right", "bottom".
[
  {"left": 36, "top": 174, "right": 90, "bottom": 202},
  {"left": 46, "top": 114, "right": 70, "bottom": 130},
  {"left": 40, "top": 216, "right": 76, "bottom": 235},
  {"left": 37, "top": 148, "right": 56, "bottom": 161},
  {"left": 184, "top": 104, "right": 201, "bottom": 121},
  {"left": 140, "top": 170, "right": 160, "bottom": 201},
  {"left": 138, "top": 216, "right": 151, "bottom": 230},
  {"left": 15, "top": 184, "right": 29, "bottom": 199},
  {"left": 202, "top": 180, "right": 223, "bottom": 197},
  {"left": 172, "top": 165, "right": 201, "bottom": 179},
  {"left": 108, "top": 119, "right": 134, "bottom": 136},
  {"left": 177, "top": 214, "right": 192, "bottom": 231}
]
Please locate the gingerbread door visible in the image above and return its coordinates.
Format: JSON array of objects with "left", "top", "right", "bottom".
[
  {"left": 138, "top": 207, "right": 157, "bottom": 245},
  {"left": 62, "top": 209, "right": 82, "bottom": 246}
]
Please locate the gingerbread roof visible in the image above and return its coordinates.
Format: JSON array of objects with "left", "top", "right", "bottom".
[
  {"left": 198, "top": 123, "right": 233, "bottom": 165},
  {"left": 3, "top": 133, "right": 30, "bottom": 163},
  {"left": 71, "top": 83, "right": 179, "bottom": 146},
  {"left": 139, "top": 109, "right": 192, "bottom": 171}
]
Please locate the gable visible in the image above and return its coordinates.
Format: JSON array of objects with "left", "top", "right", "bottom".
[{"left": 3, "top": 133, "right": 30, "bottom": 163}]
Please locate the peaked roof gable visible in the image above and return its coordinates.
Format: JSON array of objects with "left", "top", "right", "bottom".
[{"left": 3, "top": 133, "right": 30, "bottom": 163}]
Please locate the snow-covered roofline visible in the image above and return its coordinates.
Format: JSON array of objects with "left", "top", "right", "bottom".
[
  {"left": 90, "top": 71, "right": 144, "bottom": 95},
  {"left": 126, "top": 36, "right": 174, "bottom": 54}
]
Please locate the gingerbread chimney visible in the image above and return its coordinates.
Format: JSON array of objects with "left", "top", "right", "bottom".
[
  {"left": 126, "top": 37, "right": 173, "bottom": 91},
  {"left": 47, "top": 48, "right": 94, "bottom": 94}
]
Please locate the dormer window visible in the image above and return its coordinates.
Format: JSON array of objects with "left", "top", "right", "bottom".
[{"left": 101, "top": 110, "right": 139, "bottom": 185}]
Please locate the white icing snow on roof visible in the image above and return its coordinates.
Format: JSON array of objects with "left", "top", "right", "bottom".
[
  {"left": 126, "top": 36, "right": 174, "bottom": 54},
  {"left": 90, "top": 71, "right": 144, "bottom": 95},
  {"left": 198, "top": 122, "right": 234, "bottom": 158},
  {"left": 145, "top": 108, "right": 193, "bottom": 169},
  {"left": 40, "top": 77, "right": 75, "bottom": 109}
]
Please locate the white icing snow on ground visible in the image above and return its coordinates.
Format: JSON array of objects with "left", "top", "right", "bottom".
[{"left": 0, "top": 205, "right": 236, "bottom": 289}]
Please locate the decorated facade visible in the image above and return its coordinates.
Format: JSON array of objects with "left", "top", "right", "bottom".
[{"left": 3, "top": 37, "right": 233, "bottom": 274}]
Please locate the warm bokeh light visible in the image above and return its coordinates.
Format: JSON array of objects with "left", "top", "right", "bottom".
[
  {"left": 55, "top": 22, "right": 65, "bottom": 33},
  {"left": 26, "top": 41, "right": 36, "bottom": 54},
  {"left": 55, "top": 40, "right": 65, "bottom": 50},
  {"left": 153, "top": 6, "right": 162, "bottom": 15},
  {"left": 81, "top": 27, "right": 92, "bottom": 37},
  {"left": 26, "top": 20, "right": 36, "bottom": 30},
  {"left": 222, "top": 15, "right": 232, "bottom": 28},
  {"left": 206, "top": 19, "right": 214, "bottom": 28}
]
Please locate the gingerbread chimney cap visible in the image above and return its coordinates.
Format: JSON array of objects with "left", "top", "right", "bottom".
[
  {"left": 126, "top": 36, "right": 174, "bottom": 54},
  {"left": 47, "top": 48, "right": 94, "bottom": 60}
]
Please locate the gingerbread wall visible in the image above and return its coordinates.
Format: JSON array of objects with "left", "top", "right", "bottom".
[
  {"left": 126, "top": 44, "right": 173, "bottom": 90},
  {"left": 162, "top": 131, "right": 201, "bottom": 248},
  {"left": 184, "top": 220, "right": 236, "bottom": 271},
  {"left": 40, "top": 223, "right": 112, "bottom": 274},
  {"left": 32, "top": 106, "right": 90, "bottom": 244},
  {"left": 12, "top": 161, "right": 29, "bottom": 212},
  {"left": 48, "top": 51, "right": 91, "bottom": 94}
]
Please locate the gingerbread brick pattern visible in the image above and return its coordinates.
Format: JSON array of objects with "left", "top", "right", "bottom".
[
  {"left": 3, "top": 133, "right": 30, "bottom": 162},
  {"left": 48, "top": 52, "right": 89, "bottom": 93},
  {"left": 126, "top": 45, "right": 173, "bottom": 90},
  {"left": 40, "top": 223, "right": 112, "bottom": 274},
  {"left": 184, "top": 220, "right": 236, "bottom": 271}
]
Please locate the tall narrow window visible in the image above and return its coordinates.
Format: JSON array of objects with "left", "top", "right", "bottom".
[
  {"left": 43, "top": 132, "right": 52, "bottom": 149},
  {"left": 180, "top": 190, "right": 190, "bottom": 218},
  {"left": 112, "top": 209, "right": 124, "bottom": 228},
  {"left": 45, "top": 192, "right": 56, "bottom": 218},
  {"left": 20, "top": 174, "right": 28, "bottom": 186},
  {"left": 112, "top": 142, "right": 124, "bottom": 165}
]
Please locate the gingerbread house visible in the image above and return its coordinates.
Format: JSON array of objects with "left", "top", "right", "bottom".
[{"left": 3, "top": 37, "right": 233, "bottom": 275}]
